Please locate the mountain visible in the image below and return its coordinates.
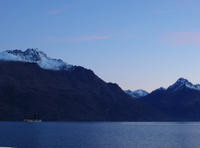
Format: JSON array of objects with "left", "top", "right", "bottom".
[
  {"left": 167, "top": 78, "right": 200, "bottom": 92},
  {"left": 0, "top": 48, "right": 72, "bottom": 70},
  {"left": 140, "top": 78, "right": 200, "bottom": 121},
  {"left": 0, "top": 49, "right": 162, "bottom": 121},
  {"left": 125, "top": 89, "right": 149, "bottom": 98}
]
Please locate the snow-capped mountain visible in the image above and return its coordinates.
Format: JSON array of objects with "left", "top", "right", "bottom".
[
  {"left": 0, "top": 50, "right": 160, "bottom": 121},
  {"left": 125, "top": 89, "right": 149, "bottom": 98},
  {"left": 140, "top": 77, "right": 200, "bottom": 120},
  {"left": 0, "top": 48, "right": 73, "bottom": 70},
  {"left": 167, "top": 78, "right": 200, "bottom": 92}
]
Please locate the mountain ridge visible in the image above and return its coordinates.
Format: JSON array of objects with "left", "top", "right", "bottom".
[
  {"left": 0, "top": 48, "right": 73, "bottom": 70},
  {"left": 1, "top": 49, "right": 200, "bottom": 121},
  {"left": 140, "top": 78, "right": 200, "bottom": 121},
  {"left": 125, "top": 89, "right": 149, "bottom": 98},
  {"left": 0, "top": 49, "right": 163, "bottom": 121}
]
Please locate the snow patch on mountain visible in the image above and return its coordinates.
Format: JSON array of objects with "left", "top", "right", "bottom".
[
  {"left": 0, "top": 49, "right": 73, "bottom": 70},
  {"left": 168, "top": 78, "right": 200, "bottom": 92},
  {"left": 125, "top": 89, "right": 149, "bottom": 98}
]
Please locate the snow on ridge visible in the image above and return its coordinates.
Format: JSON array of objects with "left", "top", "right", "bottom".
[
  {"left": 0, "top": 48, "right": 73, "bottom": 70},
  {"left": 125, "top": 89, "right": 149, "bottom": 98},
  {"left": 168, "top": 78, "right": 200, "bottom": 91}
]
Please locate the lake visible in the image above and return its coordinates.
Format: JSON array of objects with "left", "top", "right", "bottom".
[{"left": 0, "top": 122, "right": 199, "bottom": 148}]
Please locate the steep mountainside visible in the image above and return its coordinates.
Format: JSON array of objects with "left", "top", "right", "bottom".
[
  {"left": 141, "top": 78, "right": 200, "bottom": 121},
  {"left": 0, "top": 49, "right": 163, "bottom": 121}
]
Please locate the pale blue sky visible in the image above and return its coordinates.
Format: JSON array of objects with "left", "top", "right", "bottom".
[{"left": 1, "top": 0, "right": 200, "bottom": 92}]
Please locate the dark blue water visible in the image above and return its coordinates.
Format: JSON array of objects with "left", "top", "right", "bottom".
[{"left": 0, "top": 122, "right": 200, "bottom": 148}]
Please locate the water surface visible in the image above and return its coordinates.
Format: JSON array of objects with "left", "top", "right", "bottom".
[{"left": 0, "top": 122, "right": 199, "bottom": 148}]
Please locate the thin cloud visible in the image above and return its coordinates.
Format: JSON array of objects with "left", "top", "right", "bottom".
[
  {"left": 163, "top": 32, "right": 200, "bottom": 46},
  {"left": 48, "top": 9, "right": 64, "bottom": 15},
  {"left": 72, "top": 35, "right": 110, "bottom": 41},
  {"left": 45, "top": 35, "right": 110, "bottom": 42},
  {"left": 153, "top": 9, "right": 172, "bottom": 14}
]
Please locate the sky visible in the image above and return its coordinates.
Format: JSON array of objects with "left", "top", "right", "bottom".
[{"left": 1, "top": 0, "right": 200, "bottom": 92}]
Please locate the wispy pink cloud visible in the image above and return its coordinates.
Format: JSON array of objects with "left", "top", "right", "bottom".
[
  {"left": 163, "top": 32, "right": 200, "bottom": 46},
  {"left": 48, "top": 9, "right": 64, "bottom": 15},
  {"left": 184, "top": 0, "right": 198, "bottom": 5},
  {"left": 72, "top": 35, "right": 110, "bottom": 41},
  {"left": 45, "top": 35, "right": 110, "bottom": 42},
  {"left": 153, "top": 9, "right": 172, "bottom": 14}
]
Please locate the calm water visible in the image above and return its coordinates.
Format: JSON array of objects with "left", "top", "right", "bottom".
[{"left": 0, "top": 122, "right": 200, "bottom": 148}]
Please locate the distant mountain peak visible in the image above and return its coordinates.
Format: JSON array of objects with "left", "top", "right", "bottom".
[
  {"left": 168, "top": 77, "right": 200, "bottom": 92},
  {"left": 0, "top": 48, "right": 73, "bottom": 70},
  {"left": 7, "top": 48, "right": 44, "bottom": 62},
  {"left": 176, "top": 77, "right": 190, "bottom": 84},
  {"left": 173, "top": 78, "right": 192, "bottom": 87},
  {"left": 125, "top": 89, "right": 149, "bottom": 98},
  {"left": 157, "top": 87, "right": 166, "bottom": 91}
]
